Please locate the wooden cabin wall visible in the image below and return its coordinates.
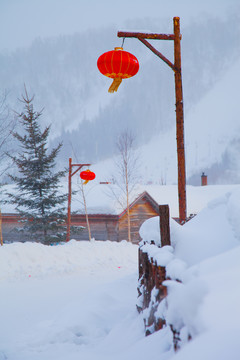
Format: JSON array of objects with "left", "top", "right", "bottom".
[
  {"left": 119, "top": 197, "right": 159, "bottom": 244},
  {"left": 2, "top": 214, "right": 119, "bottom": 243},
  {"left": 71, "top": 216, "right": 119, "bottom": 241},
  {"left": 1, "top": 194, "right": 158, "bottom": 244},
  {"left": 2, "top": 214, "right": 28, "bottom": 243}
]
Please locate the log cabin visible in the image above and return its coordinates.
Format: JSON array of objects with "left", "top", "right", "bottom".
[
  {"left": 1, "top": 191, "right": 159, "bottom": 244},
  {"left": 2, "top": 182, "right": 231, "bottom": 244}
]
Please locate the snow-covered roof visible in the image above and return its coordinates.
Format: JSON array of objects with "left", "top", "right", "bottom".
[
  {"left": 71, "top": 183, "right": 240, "bottom": 217},
  {"left": 2, "top": 182, "right": 240, "bottom": 218}
]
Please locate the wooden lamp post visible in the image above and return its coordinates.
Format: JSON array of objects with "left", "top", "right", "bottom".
[
  {"left": 118, "top": 17, "right": 187, "bottom": 223},
  {"left": 66, "top": 158, "right": 91, "bottom": 242}
]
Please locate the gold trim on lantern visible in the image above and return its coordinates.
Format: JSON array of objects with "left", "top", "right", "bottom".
[{"left": 105, "top": 72, "right": 132, "bottom": 79}]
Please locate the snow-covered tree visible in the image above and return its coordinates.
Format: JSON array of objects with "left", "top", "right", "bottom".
[{"left": 7, "top": 89, "right": 67, "bottom": 243}]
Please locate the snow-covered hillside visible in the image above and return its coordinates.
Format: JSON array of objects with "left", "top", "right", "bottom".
[
  {"left": 1, "top": 185, "right": 240, "bottom": 359},
  {"left": 138, "top": 54, "right": 240, "bottom": 185},
  {"left": 0, "top": 12, "right": 240, "bottom": 184}
]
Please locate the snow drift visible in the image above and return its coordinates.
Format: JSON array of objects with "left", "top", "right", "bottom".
[{"left": 1, "top": 185, "right": 240, "bottom": 359}]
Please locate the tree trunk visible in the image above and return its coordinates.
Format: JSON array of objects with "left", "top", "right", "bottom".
[
  {"left": 82, "top": 184, "right": 92, "bottom": 241},
  {"left": 126, "top": 171, "right": 131, "bottom": 242}
]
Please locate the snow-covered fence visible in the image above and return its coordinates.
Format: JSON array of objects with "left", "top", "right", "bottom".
[
  {"left": 137, "top": 242, "right": 185, "bottom": 350},
  {"left": 137, "top": 205, "right": 171, "bottom": 334},
  {"left": 137, "top": 205, "right": 182, "bottom": 350},
  {"left": 137, "top": 246, "right": 167, "bottom": 335}
]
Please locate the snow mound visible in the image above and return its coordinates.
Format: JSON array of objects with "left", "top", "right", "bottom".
[
  {"left": 139, "top": 186, "right": 240, "bottom": 358},
  {"left": 0, "top": 240, "right": 138, "bottom": 281}
]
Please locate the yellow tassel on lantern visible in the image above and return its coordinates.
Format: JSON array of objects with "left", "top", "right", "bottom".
[
  {"left": 108, "top": 77, "right": 122, "bottom": 93},
  {"left": 83, "top": 179, "right": 89, "bottom": 185}
]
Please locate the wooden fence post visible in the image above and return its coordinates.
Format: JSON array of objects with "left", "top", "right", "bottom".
[{"left": 159, "top": 205, "right": 171, "bottom": 247}]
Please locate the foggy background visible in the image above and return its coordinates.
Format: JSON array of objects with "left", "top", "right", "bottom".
[{"left": 0, "top": 0, "right": 240, "bottom": 185}]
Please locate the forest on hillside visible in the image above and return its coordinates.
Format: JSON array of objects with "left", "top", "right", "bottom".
[{"left": 0, "top": 13, "right": 239, "bottom": 184}]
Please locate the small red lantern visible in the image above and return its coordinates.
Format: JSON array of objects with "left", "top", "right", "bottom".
[
  {"left": 80, "top": 169, "right": 96, "bottom": 185},
  {"left": 97, "top": 47, "right": 139, "bottom": 93}
]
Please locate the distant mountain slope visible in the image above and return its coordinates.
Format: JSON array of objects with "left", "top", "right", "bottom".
[
  {"left": 0, "top": 14, "right": 239, "bottom": 183},
  {"left": 135, "top": 55, "right": 240, "bottom": 185}
]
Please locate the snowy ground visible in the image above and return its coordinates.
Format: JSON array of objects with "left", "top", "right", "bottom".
[
  {"left": 0, "top": 241, "right": 144, "bottom": 360},
  {"left": 1, "top": 185, "right": 240, "bottom": 359}
]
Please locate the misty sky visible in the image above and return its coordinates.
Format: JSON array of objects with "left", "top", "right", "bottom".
[{"left": 0, "top": 0, "right": 238, "bottom": 53}]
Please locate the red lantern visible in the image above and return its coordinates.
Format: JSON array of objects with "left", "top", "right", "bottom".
[
  {"left": 80, "top": 170, "right": 96, "bottom": 185},
  {"left": 97, "top": 47, "right": 139, "bottom": 93}
]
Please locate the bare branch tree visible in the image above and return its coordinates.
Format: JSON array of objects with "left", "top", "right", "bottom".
[
  {"left": 79, "top": 179, "right": 92, "bottom": 241},
  {"left": 110, "top": 130, "right": 140, "bottom": 242}
]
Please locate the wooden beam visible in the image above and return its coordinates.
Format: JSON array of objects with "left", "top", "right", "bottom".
[{"left": 118, "top": 31, "right": 175, "bottom": 41}]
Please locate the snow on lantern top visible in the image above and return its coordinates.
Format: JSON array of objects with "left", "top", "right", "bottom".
[{"left": 97, "top": 47, "right": 139, "bottom": 93}]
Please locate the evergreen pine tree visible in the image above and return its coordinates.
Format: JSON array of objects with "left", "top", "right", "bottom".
[{"left": 7, "top": 89, "right": 68, "bottom": 244}]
